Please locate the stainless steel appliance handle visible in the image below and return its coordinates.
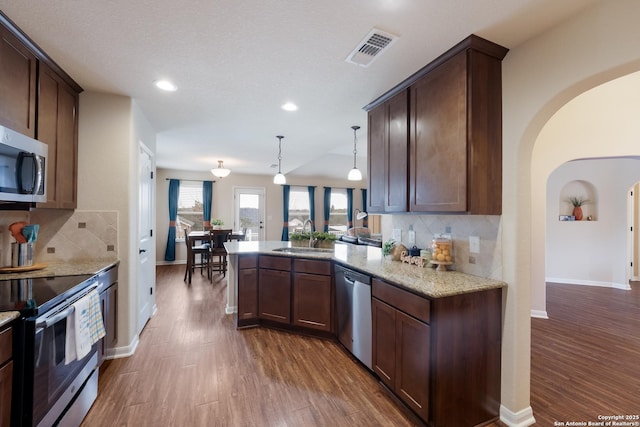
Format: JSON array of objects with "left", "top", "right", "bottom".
[
  {"left": 344, "top": 275, "right": 356, "bottom": 285},
  {"left": 37, "top": 306, "right": 75, "bottom": 329},
  {"left": 35, "top": 284, "right": 99, "bottom": 328},
  {"left": 34, "top": 153, "right": 43, "bottom": 193},
  {"left": 16, "top": 152, "right": 33, "bottom": 194}
]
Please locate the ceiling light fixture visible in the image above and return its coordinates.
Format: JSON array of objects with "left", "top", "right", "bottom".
[
  {"left": 347, "top": 125, "right": 362, "bottom": 181},
  {"left": 211, "top": 160, "right": 231, "bottom": 178},
  {"left": 154, "top": 79, "right": 177, "bottom": 91},
  {"left": 281, "top": 102, "right": 298, "bottom": 111},
  {"left": 273, "top": 135, "right": 286, "bottom": 185}
]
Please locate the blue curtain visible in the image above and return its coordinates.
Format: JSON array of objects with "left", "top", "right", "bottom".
[
  {"left": 323, "top": 187, "right": 331, "bottom": 232},
  {"left": 361, "top": 188, "right": 368, "bottom": 228},
  {"left": 203, "top": 181, "right": 213, "bottom": 229},
  {"left": 346, "top": 188, "right": 354, "bottom": 228},
  {"left": 164, "top": 179, "right": 180, "bottom": 261},
  {"left": 282, "top": 184, "right": 290, "bottom": 241},
  {"left": 308, "top": 186, "right": 316, "bottom": 232}
]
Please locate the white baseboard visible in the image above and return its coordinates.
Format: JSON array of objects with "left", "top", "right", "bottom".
[
  {"left": 156, "top": 260, "right": 186, "bottom": 266},
  {"left": 546, "top": 277, "right": 631, "bottom": 290},
  {"left": 500, "top": 405, "right": 536, "bottom": 427},
  {"left": 225, "top": 305, "right": 237, "bottom": 315},
  {"left": 530, "top": 310, "right": 548, "bottom": 319},
  {"left": 106, "top": 334, "right": 140, "bottom": 360}
]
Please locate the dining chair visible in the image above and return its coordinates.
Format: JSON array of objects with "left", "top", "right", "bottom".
[
  {"left": 209, "top": 229, "right": 232, "bottom": 280},
  {"left": 184, "top": 226, "right": 211, "bottom": 284}
]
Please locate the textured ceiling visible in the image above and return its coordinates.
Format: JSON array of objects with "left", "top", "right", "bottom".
[{"left": 0, "top": 0, "right": 598, "bottom": 179}]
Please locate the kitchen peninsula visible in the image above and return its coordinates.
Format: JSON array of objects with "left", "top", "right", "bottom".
[{"left": 225, "top": 241, "right": 505, "bottom": 427}]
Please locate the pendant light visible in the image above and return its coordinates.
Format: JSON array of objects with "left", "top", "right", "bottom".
[
  {"left": 273, "top": 135, "right": 286, "bottom": 184},
  {"left": 211, "top": 160, "right": 231, "bottom": 178},
  {"left": 347, "top": 125, "right": 362, "bottom": 181}
]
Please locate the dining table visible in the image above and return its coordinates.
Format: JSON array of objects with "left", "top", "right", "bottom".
[{"left": 187, "top": 229, "right": 245, "bottom": 244}]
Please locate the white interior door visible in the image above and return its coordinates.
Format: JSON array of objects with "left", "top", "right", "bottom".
[
  {"left": 138, "top": 142, "right": 155, "bottom": 333},
  {"left": 234, "top": 187, "right": 265, "bottom": 241}
]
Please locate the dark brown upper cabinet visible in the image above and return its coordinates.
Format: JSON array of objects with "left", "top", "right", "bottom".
[
  {"left": 365, "top": 35, "right": 508, "bottom": 215},
  {"left": 0, "top": 24, "right": 37, "bottom": 137},
  {"left": 0, "top": 11, "right": 82, "bottom": 210},
  {"left": 367, "top": 90, "right": 408, "bottom": 213},
  {"left": 37, "top": 62, "right": 79, "bottom": 209}
]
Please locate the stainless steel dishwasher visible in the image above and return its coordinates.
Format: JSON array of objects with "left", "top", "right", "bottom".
[{"left": 335, "top": 264, "right": 372, "bottom": 369}]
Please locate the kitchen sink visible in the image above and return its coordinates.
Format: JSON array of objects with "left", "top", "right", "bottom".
[{"left": 272, "top": 247, "right": 334, "bottom": 254}]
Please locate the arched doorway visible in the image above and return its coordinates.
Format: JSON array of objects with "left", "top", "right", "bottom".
[{"left": 499, "top": 2, "right": 640, "bottom": 423}]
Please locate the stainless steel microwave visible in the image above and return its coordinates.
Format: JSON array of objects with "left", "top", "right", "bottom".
[{"left": 0, "top": 124, "right": 47, "bottom": 203}]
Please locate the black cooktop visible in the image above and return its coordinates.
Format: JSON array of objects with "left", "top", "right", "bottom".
[{"left": 0, "top": 274, "right": 95, "bottom": 317}]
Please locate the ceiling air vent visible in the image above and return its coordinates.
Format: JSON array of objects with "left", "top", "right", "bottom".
[{"left": 345, "top": 28, "right": 398, "bottom": 67}]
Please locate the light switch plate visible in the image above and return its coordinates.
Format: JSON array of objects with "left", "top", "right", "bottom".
[
  {"left": 469, "top": 236, "right": 480, "bottom": 254},
  {"left": 393, "top": 228, "right": 402, "bottom": 242}
]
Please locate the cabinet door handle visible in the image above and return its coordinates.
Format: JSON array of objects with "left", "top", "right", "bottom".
[{"left": 139, "top": 249, "right": 146, "bottom": 254}]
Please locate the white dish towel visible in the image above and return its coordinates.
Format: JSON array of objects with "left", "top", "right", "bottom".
[{"left": 65, "top": 289, "right": 106, "bottom": 365}]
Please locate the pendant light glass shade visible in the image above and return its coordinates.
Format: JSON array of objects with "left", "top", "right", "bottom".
[
  {"left": 347, "top": 167, "right": 362, "bottom": 181},
  {"left": 211, "top": 160, "right": 231, "bottom": 178},
  {"left": 273, "top": 135, "right": 286, "bottom": 184},
  {"left": 273, "top": 172, "right": 286, "bottom": 185},
  {"left": 348, "top": 125, "right": 362, "bottom": 181}
]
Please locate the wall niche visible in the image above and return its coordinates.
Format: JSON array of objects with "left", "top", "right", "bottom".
[{"left": 559, "top": 179, "right": 598, "bottom": 221}]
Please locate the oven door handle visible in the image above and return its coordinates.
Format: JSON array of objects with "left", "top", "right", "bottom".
[
  {"left": 36, "top": 306, "right": 75, "bottom": 329},
  {"left": 35, "top": 283, "right": 99, "bottom": 329}
]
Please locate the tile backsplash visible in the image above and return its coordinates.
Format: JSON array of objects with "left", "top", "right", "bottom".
[
  {"left": 0, "top": 210, "right": 118, "bottom": 266},
  {"left": 381, "top": 214, "right": 502, "bottom": 280}
]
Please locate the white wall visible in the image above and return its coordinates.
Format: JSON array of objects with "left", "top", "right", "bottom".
[
  {"left": 501, "top": 0, "right": 640, "bottom": 424},
  {"left": 532, "top": 70, "right": 640, "bottom": 311},
  {"left": 155, "top": 168, "right": 365, "bottom": 263},
  {"left": 546, "top": 159, "right": 639, "bottom": 288},
  {"left": 78, "top": 91, "right": 157, "bottom": 354}
]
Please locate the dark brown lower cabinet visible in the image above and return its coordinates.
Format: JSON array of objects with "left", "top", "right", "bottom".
[
  {"left": 373, "top": 278, "right": 502, "bottom": 427},
  {"left": 237, "top": 255, "right": 258, "bottom": 324},
  {"left": 293, "top": 272, "right": 331, "bottom": 332},
  {"left": 258, "top": 262, "right": 291, "bottom": 324},
  {"left": 372, "top": 297, "right": 430, "bottom": 421},
  {"left": 0, "top": 323, "right": 13, "bottom": 427},
  {"left": 98, "top": 266, "right": 118, "bottom": 366},
  {"left": 238, "top": 256, "right": 333, "bottom": 334}
]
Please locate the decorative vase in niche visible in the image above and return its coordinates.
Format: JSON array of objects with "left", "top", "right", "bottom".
[{"left": 573, "top": 206, "right": 583, "bottom": 221}]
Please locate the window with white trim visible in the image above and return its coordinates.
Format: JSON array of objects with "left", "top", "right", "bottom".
[
  {"left": 328, "top": 188, "right": 348, "bottom": 235},
  {"left": 176, "top": 181, "right": 204, "bottom": 239},
  {"left": 288, "top": 186, "right": 310, "bottom": 234}
]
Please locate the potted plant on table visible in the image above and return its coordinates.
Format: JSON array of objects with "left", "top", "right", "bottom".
[{"left": 212, "top": 219, "right": 224, "bottom": 229}]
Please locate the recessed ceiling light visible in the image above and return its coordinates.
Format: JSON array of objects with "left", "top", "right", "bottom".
[
  {"left": 154, "top": 80, "right": 177, "bottom": 91},
  {"left": 281, "top": 102, "right": 298, "bottom": 111}
]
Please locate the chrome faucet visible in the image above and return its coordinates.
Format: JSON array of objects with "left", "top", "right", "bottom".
[{"left": 303, "top": 219, "right": 317, "bottom": 248}]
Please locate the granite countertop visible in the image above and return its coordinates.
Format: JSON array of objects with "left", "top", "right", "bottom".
[
  {"left": 0, "top": 260, "right": 119, "bottom": 281},
  {"left": 0, "top": 311, "right": 19, "bottom": 328},
  {"left": 225, "top": 241, "right": 505, "bottom": 298}
]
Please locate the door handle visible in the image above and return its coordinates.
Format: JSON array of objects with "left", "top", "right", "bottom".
[{"left": 139, "top": 249, "right": 146, "bottom": 254}]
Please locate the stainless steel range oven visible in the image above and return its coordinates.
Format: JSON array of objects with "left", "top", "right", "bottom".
[{"left": 0, "top": 274, "right": 101, "bottom": 426}]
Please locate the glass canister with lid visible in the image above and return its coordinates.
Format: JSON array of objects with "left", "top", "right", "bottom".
[{"left": 431, "top": 233, "right": 453, "bottom": 269}]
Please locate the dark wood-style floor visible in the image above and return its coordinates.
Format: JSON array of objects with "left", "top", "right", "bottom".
[
  {"left": 82, "top": 266, "right": 639, "bottom": 426},
  {"left": 529, "top": 281, "right": 640, "bottom": 425},
  {"left": 82, "top": 265, "right": 418, "bottom": 427}
]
